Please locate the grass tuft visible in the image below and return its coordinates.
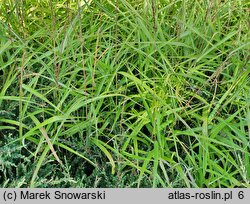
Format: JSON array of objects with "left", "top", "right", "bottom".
[{"left": 0, "top": 0, "right": 249, "bottom": 187}]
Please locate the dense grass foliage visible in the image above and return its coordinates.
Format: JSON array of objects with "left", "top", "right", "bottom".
[{"left": 0, "top": 0, "right": 249, "bottom": 187}]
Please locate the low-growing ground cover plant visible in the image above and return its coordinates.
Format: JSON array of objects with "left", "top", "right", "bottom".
[{"left": 0, "top": 0, "right": 249, "bottom": 187}]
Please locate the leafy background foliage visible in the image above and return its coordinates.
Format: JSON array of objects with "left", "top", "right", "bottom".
[{"left": 0, "top": 0, "right": 249, "bottom": 187}]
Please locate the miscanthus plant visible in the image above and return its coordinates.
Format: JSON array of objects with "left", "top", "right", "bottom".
[{"left": 0, "top": 0, "right": 249, "bottom": 187}]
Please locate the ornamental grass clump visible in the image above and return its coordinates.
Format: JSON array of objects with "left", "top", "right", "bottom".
[{"left": 0, "top": 0, "right": 249, "bottom": 187}]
